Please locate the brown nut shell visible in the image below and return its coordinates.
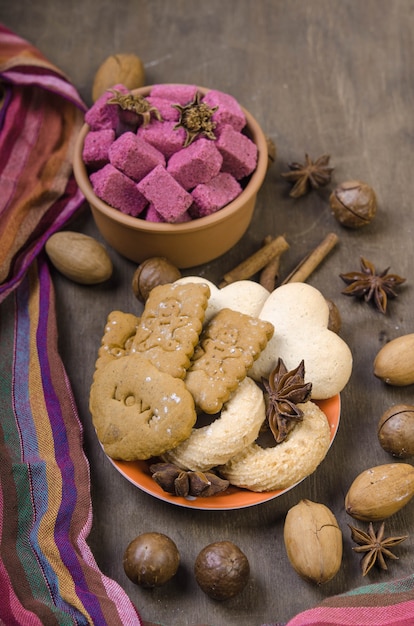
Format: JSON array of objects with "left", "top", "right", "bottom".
[
  {"left": 283, "top": 499, "right": 342, "bottom": 584},
  {"left": 378, "top": 404, "right": 414, "bottom": 458},
  {"left": 330, "top": 180, "right": 377, "bottom": 228},
  {"left": 194, "top": 541, "right": 250, "bottom": 600},
  {"left": 373, "top": 334, "right": 414, "bottom": 386},
  {"left": 92, "top": 53, "right": 146, "bottom": 102},
  {"left": 345, "top": 463, "right": 414, "bottom": 521},
  {"left": 326, "top": 299, "right": 342, "bottom": 334},
  {"left": 123, "top": 532, "right": 179, "bottom": 588},
  {"left": 45, "top": 231, "right": 113, "bottom": 284},
  {"left": 131, "top": 257, "right": 182, "bottom": 303}
]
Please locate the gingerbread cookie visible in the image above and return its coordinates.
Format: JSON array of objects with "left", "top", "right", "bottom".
[
  {"left": 89, "top": 352, "right": 197, "bottom": 460},
  {"left": 94, "top": 310, "right": 140, "bottom": 374},
  {"left": 130, "top": 281, "right": 210, "bottom": 379},
  {"left": 185, "top": 308, "right": 274, "bottom": 413},
  {"left": 219, "top": 401, "right": 331, "bottom": 492},
  {"left": 163, "top": 377, "right": 266, "bottom": 472}
]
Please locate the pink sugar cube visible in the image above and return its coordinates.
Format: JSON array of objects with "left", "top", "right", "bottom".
[
  {"left": 137, "top": 164, "right": 193, "bottom": 223},
  {"left": 82, "top": 129, "right": 115, "bottom": 170},
  {"left": 190, "top": 172, "right": 242, "bottom": 218},
  {"left": 144, "top": 203, "right": 165, "bottom": 222},
  {"left": 174, "top": 210, "right": 192, "bottom": 223},
  {"left": 149, "top": 84, "right": 198, "bottom": 105},
  {"left": 202, "top": 90, "right": 246, "bottom": 133},
  {"left": 90, "top": 164, "right": 148, "bottom": 217},
  {"left": 167, "top": 138, "right": 223, "bottom": 190},
  {"left": 146, "top": 96, "right": 180, "bottom": 122},
  {"left": 137, "top": 120, "right": 186, "bottom": 159},
  {"left": 84, "top": 84, "right": 128, "bottom": 131},
  {"left": 216, "top": 125, "right": 258, "bottom": 179},
  {"left": 108, "top": 132, "right": 165, "bottom": 182},
  {"left": 145, "top": 203, "right": 191, "bottom": 223}
]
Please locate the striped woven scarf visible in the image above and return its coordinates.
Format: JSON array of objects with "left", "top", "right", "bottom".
[
  {"left": 282, "top": 578, "right": 414, "bottom": 625},
  {"left": 0, "top": 256, "right": 142, "bottom": 625},
  {"left": 0, "top": 23, "right": 86, "bottom": 302},
  {"left": 0, "top": 24, "right": 143, "bottom": 626}
]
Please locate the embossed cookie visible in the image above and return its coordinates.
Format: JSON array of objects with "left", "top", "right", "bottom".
[
  {"left": 185, "top": 308, "right": 274, "bottom": 413},
  {"left": 89, "top": 352, "right": 197, "bottom": 460},
  {"left": 94, "top": 310, "right": 140, "bottom": 374},
  {"left": 163, "top": 377, "right": 266, "bottom": 471},
  {"left": 219, "top": 401, "right": 331, "bottom": 492},
  {"left": 130, "top": 281, "right": 210, "bottom": 379}
]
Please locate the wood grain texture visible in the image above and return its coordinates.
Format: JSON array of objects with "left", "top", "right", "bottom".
[{"left": 2, "top": 1, "right": 414, "bottom": 624}]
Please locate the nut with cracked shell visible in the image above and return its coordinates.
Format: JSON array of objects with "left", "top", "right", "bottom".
[
  {"left": 132, "top": 257, "right": 181, "bottom": 303},
  {"left": 330, "top": 180, "right": 377, "bottom": 228}
]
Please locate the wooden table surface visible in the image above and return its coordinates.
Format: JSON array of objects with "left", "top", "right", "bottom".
[{"left": 2, "top": 2, "right": 414, "bottom": 624}]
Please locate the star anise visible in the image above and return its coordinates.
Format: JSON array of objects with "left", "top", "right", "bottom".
[
  {"left": 349, "top": 522, "right": 408, "bottom": 576},
  {"left": 262, "top": 358, "right": 312, "bottom": 444},
  {"left": 149, "top": 462, "right": 229, "bottom": 498},
  {"left": 107, "top": 89, "right": 162, "bottom": 132},
  {"left": 340, "top": 257, "right": 406, "bottom": 314},
  {"left": 281, "top": 153, "right": 334, "bottom": 198},
  {"left": 173, "top": 92, "right": 218, "bottom": 147}
]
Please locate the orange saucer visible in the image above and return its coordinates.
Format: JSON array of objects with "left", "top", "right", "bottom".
[{"left": 108, "top": 395, "right": 341, "bottom": 510}]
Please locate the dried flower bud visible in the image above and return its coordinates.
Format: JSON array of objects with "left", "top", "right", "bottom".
[
  {"left": 174, "top": 471, "right": 191, "bottom": 497},
  {"left": 149, "top": 462, "right": 229, "bottom": 498},
  {"left": 132, "top": 257, "right": 181, "bottom": 303},
  {"left": 330, "top": 180, "right": 377, "bottom": 228},
  {"left": 189, "top": 471, "right": 229, "bottom": 497},
  {"left": 149, "top": 463, "right": 181, "bottom": 493}
]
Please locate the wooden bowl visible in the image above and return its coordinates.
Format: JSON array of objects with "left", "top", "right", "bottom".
[{"left": 73, "top": 85, "right": 269, "bottom": 268}]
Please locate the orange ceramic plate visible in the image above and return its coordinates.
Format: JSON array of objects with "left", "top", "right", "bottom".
[{"left": 108, "top": 395, "right": 341, "bottom": 510}]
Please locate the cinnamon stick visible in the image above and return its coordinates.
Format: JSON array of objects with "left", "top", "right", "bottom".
[
  {"left": 281, "top": 232, "right": 339, "bottom": 284},
  {"left": 259, "top": 236, "right": 281, "bottom": 291},
  {"left": 220, "top": 235, "right": 289, "bottom": 287}
]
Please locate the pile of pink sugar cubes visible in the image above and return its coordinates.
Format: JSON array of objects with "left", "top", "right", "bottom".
[{"left": 82, "top": 84, "right": 258, "bottom": 223}]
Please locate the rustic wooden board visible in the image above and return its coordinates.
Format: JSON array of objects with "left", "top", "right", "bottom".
[{"left": 2, "top": 1, "right": 414, "bottom": 624}]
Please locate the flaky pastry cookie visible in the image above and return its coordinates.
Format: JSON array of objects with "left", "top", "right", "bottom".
[
  {"left": 162, "top": 377, "right": 266, "bottom": 472},
  {"left": 219, "top": 401, "right": 331, "bottom": 492}
]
